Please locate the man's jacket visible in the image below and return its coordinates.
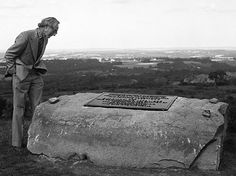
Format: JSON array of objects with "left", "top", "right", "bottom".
[{"left": 4, "top": 29, "right": 48, "bottom": 81}]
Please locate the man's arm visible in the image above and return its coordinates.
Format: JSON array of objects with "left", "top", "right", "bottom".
[{"left": 4, "top": 32, "right": 28, "bottom": 76}]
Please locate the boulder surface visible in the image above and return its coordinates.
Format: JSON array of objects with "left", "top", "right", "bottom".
[{"left": 27, "top": 93, "right": 228, "bottom": 170}]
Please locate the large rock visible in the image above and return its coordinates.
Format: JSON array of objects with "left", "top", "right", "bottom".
[{"left": 27, "top": 93, "right": 228, "bottom": 170}]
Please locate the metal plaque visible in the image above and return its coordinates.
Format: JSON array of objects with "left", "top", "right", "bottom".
[{"left": 84, "top": 92, "right": 177, "bottom": 111}]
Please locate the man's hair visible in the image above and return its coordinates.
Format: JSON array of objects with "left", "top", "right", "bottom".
[{"left": 38, "top": 17, "right": 59, "bottom": 29}]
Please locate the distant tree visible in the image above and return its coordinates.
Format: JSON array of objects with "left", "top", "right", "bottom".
[
  {"left": 208, "top": 70, "right": 228, "bottom": 86},
  {"left": 141, "top": 58, "right": 151, "bottom": 63}
]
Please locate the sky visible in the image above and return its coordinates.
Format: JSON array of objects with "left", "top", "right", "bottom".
[{"left": 1, "top": 0, "right": 236, "bottom": 51}]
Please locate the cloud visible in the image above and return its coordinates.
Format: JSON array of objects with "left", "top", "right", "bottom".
[
  {"left": 0, "top": 0, "right": 57, "bottom": 10},
  {"left": 109, "top": 0, "right": 138, "bottom": 4},
  {"left": 106, "top": 0, "right": 154, "bottom": 5},
  {"left": 110, "top": 0, "right": 130, "bottom": 4},
  {"left": 164, "top": 1, "right": 236, "bottom": 14},
  {"left": 0, "top": 4, "right": 27, "bottom": 10}
]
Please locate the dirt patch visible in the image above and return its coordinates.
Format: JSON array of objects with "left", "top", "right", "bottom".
[{"left": 0, "top": 119, "right": 235, "bottom": 176}]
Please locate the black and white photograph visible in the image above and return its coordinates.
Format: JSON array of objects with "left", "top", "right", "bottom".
[{"left": 0, "top": 0, "right": 236, "bottom": 175}]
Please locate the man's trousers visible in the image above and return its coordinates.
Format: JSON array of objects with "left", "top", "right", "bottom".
[{"left": 12, "top": 73, "right": 44, "bottom": 147}]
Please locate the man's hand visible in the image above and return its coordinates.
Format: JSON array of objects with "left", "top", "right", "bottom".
[
  {"left": 4, "top": 66, "right": 15, "bottom": 78},
  {"left": 4, "top": 72, "right": 13, "bottom": 78}
]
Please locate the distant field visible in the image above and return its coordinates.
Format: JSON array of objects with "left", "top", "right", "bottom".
[
  {"left": 224, "top": 61, "right": 236, "bottom": 66},
  {"left": 183, "top": 61, "right": 212, "bottom": 67},
  {"left": 115, "top": 62, "right": 157, "bottom": 69}
]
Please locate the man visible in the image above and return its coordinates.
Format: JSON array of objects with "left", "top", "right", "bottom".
[{"left": 4, "top": 17, "right": 59, "bottom": 149}]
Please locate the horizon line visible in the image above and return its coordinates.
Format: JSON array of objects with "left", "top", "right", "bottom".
[
  {"left": 43, "top": 47, "right": 236, "bottom": 51},
  {"left": 1, "top": 47, "right": 236, "bottom": 52}
]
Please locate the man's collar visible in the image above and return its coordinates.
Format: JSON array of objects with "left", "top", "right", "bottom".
[{"left": 36, "top": 28, "right": 45, "bottom": 39}]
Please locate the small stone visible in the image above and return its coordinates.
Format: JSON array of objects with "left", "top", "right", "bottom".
[
  {"left": 48, "top": 97, "right": 59, "bottom": 104},
  {"left": 202, "top": 110, "right": 211, "bottom": 118},
  {"left": 209, "top": 98, "right": 218, "bottom": 104}
]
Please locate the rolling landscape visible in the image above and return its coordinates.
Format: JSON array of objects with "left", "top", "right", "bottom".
[{"left": 1, "top": 48, "right": 236, "bottom": 100}]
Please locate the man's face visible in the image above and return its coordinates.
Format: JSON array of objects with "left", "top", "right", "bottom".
[{"left": 45, "top": 23, "right": 59, "bottom": 38}]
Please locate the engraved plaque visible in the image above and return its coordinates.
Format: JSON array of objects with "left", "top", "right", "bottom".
[{"left": 84, "top": 92, "right": 177, "bottom": 111}]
